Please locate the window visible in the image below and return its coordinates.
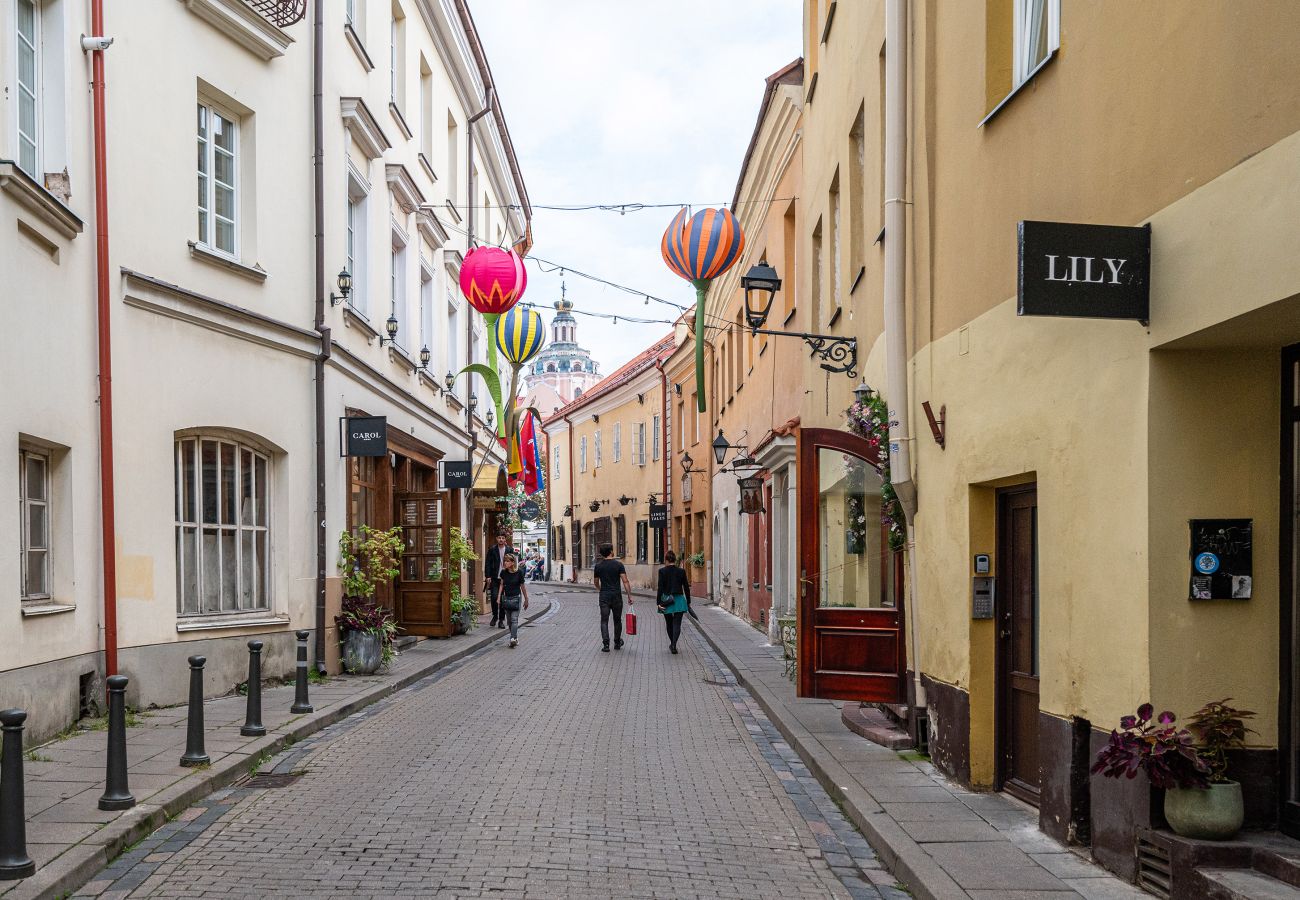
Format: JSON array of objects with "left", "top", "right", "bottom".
[
  {"left": 613, "top": 423, "right": 622, "bottom": 463},
  {"left": 19, "top": 447, "right": 50, "bottom": 601},
  {"left": 553, "top": 445, "right": 561, "bottom": 483},
  {"left": 811, "top": 218, "right": 824, "bottom": 328},
  {"left": 446, "top": 112, "right": 459, "bottom": 205},
  {"left": 419, "top": 60, "right": 433, "bottom": 159},
  {"left": 636, "top": 422, "right": 646, "bottom": 466},
  {"left": 389, "top": 2, "right": 406, "bottom": 110},
  {"left": 783, "top": 201, "right": 797, "bottom": 322},
  {"left": 636, "top": 521, "right": 648, "bottom": 563},
  {"left": 553, "top": 525, "right": 565, "bottom": 560},
  {"left": 15, "top": 0, "right": 40, "bottom": 177},
  {"left": 579, "top": 436, "right": 587, "bottom": 473},
  {"left": 594, "top": 430, "right": 603, "bottom": 468},
  {"left": 390, "top": 228, "right": 407, "bottom": 348},
  {"left": 345, "top": 0, "right": 355, "bottom": 24},
  {"left": 197, "top": 101, "right": 238, "bottom": 256},
  {"left": 652, "top": 415, "right": 660, "bottom": 461},
  {"left": 849, "top": 108, "right": 866, "bottom": 284},
  {"left": 419, "top": 259, "right": 433, "bottom": 355},
  {"left": 446, "top": 272, "right": 460, "bottom": 382},
  {"left": 829, "top": 171, "right": 842, "bottom": 316},
  {"left": 347, "top": 170, "right": 369, "bottom": 312},
  {"left": 615, "top": 516, "right": 627, "bottom": 559},
  {"left": 676, "top": 401, "right": 684, "bottom": 451},
  {"left": 175, "top": 436, "right": 271, "bottom": 616},
  {"left": 1014, "top": 0, "right": 1058, "bottom": 87}
]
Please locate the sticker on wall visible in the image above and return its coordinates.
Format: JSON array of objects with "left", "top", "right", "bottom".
[{"left": 1188, "top": 519, "right": 1252, "bottom": 600}]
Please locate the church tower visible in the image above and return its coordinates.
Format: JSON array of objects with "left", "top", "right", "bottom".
[{"left": 522, "top": 283, "right": 602, "bottom": 413}]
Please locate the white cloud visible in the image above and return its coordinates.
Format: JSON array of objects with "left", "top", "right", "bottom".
[{"left": 471, "top": 0, "right": 802, "bottom": 375}]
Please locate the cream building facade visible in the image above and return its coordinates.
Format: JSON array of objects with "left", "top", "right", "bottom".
[{"left": 0, "top": 0, "right": 527, "bottom": 745}]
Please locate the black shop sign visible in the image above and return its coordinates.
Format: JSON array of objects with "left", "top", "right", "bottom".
[
  {"left": 648, "top": 503, "right": 668, "bottom": 529},
  {"left": 1018, "top": 220, "right": 1151, "bottom": 322},
  {"left": 1189, "top": 519, "right": 1252, "bottom": 600},
  {"left": 341, "top": 416, "right": 387, "bottom": 457},
  {"left": 441, "top": 461, "right": 473, "bottom": 489}
]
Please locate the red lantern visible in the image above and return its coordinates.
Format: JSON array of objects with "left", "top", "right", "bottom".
[{"left": 459, "top": 247, "right": 527, "bottom": 316}]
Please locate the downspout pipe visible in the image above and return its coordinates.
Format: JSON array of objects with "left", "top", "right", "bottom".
[
  {"left": 656, "top": 360, "right": 669, "bottom": 564},
  {"left": 884, "top": 0, "right": 925, "bottom": 715},
  {"left": 88, "top": 0, "right": 118, "bottom": 676},
  {"left": 564, "top": 414, "right": 575, "bottom": 582},
  {"left": 311, "top": 0, "right": 330, "bottom": 671}
]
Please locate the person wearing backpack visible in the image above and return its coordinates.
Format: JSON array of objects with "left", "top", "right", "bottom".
[
  {"left": 497, "top": 552, "right": 530, "bottom": 649},
  {"left": 656, "top": 551, "right": 691, "bottom": 655}
]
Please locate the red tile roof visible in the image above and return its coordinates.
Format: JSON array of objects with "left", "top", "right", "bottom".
[{"left": 543, "top": 332, "right": 676, "bottom": 427}]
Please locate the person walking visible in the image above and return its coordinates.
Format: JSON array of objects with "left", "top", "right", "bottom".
[
  {"left": 484, "top": 532, "right": 516, "bottom": 629},
  {"left": 498, "top": 552, "right": 529, "bottom": 648},
  {"left": 656, "top": 551, "right": 691, "bottom": 655},
  {"left": 593, "top": 543, "right": 632, "bottom": 652}
]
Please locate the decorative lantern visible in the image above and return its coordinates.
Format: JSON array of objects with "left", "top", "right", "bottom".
[
  {"left": 661, "top": 208, "right": 745, "bottom": 413},
  {"left": 459, "top": 246, "right": 527, "bottom": 316},
  {"left": 494, "top": 306, "right": 545, "bottom": 366}
]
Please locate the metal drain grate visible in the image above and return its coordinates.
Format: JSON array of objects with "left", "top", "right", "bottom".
[
  {"left": 1136, "top": 835, "right": 1172, "bottom": 898},
  {"left": 244, "top": 772, "right": 301, "bottom": 789}
]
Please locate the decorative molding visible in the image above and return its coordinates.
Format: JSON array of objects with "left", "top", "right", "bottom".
[
  {"left": 0, "top": 161, "right": 83, "bottom": 239},
  {"left": 417, "top": 152, "right": 438, "bottom": 185},
  {"left": 342, "top": 303, "right": 380, "bottom": 343},
  {"left": 443, "top": 199, "right": 462, "bottom": 224},
  {"left": 340, "top": 97, "right": 392, "bottom": 160},
  {"left": 176, "top": 613, "right": 290, "bottom": 632},
  {"left": 386, "top": 163, "right": 426, "bottom": 215},
  {"left": 179, "top": 0, "right": 293, "bottom": 60},
  {"left": 21, "top": 602, "right": 76, "bottom": 618},
  {"left": 187, "top": 240, "right": 268, "bottom": 283},
  {"left": 388, "top": 101, "right": 414, "bottom": 141},
  {"left": 344, "top": 22, "right": 375, "bottom": 71},
  {"left": 417, "top": 207, "right": 449, "bottom": 248}
]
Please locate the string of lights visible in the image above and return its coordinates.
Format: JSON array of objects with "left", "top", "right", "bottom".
[{"left": 447, "top": 197, "right": 798, "bottom": 214}]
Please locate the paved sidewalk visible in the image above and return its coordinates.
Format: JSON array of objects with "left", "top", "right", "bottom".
[
  {"left": 0, "top": 607, "right": 548, "bottom": 900},
  {"left": 692, "top": 603, "right": 1147, "bottom": 900}
]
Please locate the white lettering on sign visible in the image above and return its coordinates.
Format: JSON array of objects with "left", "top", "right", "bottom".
[
  {"left": 352, "top": 431, "right": 381, "bottom": 441},
  {"left": 1045, "top": 255, "right": 1128, "bottom": 285}
]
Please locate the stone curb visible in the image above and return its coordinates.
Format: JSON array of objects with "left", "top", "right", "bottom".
[
  {"left": 689, "top": 612, "right": 969, "bottom": 900},
  {"left": 7, "top": 602, "right": 552, "bottom": 900}
]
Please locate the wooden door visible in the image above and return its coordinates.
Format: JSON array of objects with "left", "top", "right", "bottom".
[
  {"left": 394, "top": 491, "right": 455, "bottom": 637},
  {"left": 997, "top": 484, "right": 1041, "bottom": 804},
  {"left": 747, "top": 488, "right": 772, "bottom": 624},
  {"left": 797, "top": 428, "right": 905, "bottom": 702},
  {"left": 1281, "top": 345, "right": 1300, "bottom": 837}
]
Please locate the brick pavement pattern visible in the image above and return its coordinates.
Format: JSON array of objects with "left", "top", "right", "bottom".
[{"left": 71, "top": 587, "right": 908, "bottom": 899}]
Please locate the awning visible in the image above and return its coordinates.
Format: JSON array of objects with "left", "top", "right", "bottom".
[{"left": 472, "top": 464, "right": 508, "bottom": 495}]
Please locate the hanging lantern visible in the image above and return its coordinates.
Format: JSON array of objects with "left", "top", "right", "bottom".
[
  {"left": 660, "top": 208, "right": 745, "bottom": 414},
  {"left": 459, "top": 246, "right": 527, "bottom": 316},
  {"left": 494, "top": 306, "right": 546, "bottom": 366}
]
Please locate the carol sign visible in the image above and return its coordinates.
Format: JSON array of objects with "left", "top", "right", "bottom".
[{"left": 1017, "top": 220, "right": 1150, "bottom": 322}]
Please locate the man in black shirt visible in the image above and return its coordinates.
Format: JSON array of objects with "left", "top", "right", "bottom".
[
  {"left": 483, "top": 532, "right": 515, "bottom": 629},
  {"left": 592, "top": 543, "right": 633, "bottom": 652}
]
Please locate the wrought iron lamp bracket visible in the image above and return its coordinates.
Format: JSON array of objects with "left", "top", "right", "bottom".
[{"left": 751, "top": 328, "right": 858, "bottom": 378}]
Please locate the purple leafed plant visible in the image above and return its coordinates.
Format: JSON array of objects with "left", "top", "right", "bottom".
[{"left": 1091, "top": 703, "right": 1210, "bottom": 790}]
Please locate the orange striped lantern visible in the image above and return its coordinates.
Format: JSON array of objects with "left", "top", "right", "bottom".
[{"left": 661, "top": 207, "right": 745, "bottom": 412}]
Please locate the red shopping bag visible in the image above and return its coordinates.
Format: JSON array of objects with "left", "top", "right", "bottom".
[{"left": 625, "top": 609, "right": 637, "bottom": 636}]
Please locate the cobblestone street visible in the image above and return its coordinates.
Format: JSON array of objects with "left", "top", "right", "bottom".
[{"left": 73, "top": 587, "right": 905, "bottom": 899}]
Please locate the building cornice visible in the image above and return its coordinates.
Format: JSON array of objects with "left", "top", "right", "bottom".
[
  {"left": 340, "top": 97, "right": 392, "bottom": 160},
  {"left": 386, "top": 163, "right": 427, "bottom": 215},
  {"left": 179, "top": 0, "right": 294, "bottom": 60}
]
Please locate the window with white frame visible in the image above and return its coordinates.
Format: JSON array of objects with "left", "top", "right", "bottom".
[
  {"left": 345, "top": 0, "right": 354, "bottom": 24},
  {"left": 612, "top": 423, "right": 621, "bottom": 463},
  {"left": 389, "top": 2, "right": 405, "bottom": 110},
  {"left": 579, "top": 436, "right": 587, "bottom": 473},
  {"left": 1014, "top": 0, "right": 1059, "bottom": 86},
  {"left": 346, "top": 168, "right": 369, "bottom": 314},
  {"left": 15, "top": 0, "right": 40, "bottom": 178},
  {"left": 419, "top": 259, "right": 433, "bottom": 356},
  {"left": 19, "top": 447, "right": 50, "bottom": 601},
  {"left": 594, "top": 430, "right": 602, "bottom": 468},
  {"left": 636, "top": 422, "right": 646, "bottom": 466},
  {"left": 446, "top": 275, "right": 460, "bottom": 382},
  {"left": 636, "top": 520, "right": 648, "bottom": 563},
  {"left": 197, "top": 101, "right": 238, "bottom": 257},
  {"left": 174, "top": 436, "right": 271, "bottom": 617},
  {"left": 554, "top": 445, "right": 561, "bottom": 482},
  {"left": 652, "top": 415, "right": 660, "bottom": 461},
  {"left": 390, "top": 227, "right": 407, "bottom": 349}
]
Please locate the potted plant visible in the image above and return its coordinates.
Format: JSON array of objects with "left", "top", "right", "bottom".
[
  {"left": 686, "top": 551, "right": 706, "bottom": 569},
  {"left": 447, "top": 526, "right": 478, "bottom": 634},
  {"left": 1166, "top": 699, "right": 1256, "bottom": 840},
  {"left": 336, "top": 525, "right": 404, "bottom": 674}
]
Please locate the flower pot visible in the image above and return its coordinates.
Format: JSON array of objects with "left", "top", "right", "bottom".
[
  {"left": 342, "top": 630, "right": 383, "bottom": 675},
  {"left": 1164, "top": 781, "right": 1244, "bottom": 840}
]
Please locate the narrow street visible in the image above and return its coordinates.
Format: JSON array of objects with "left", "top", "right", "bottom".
[{"left": 73, "top": 586, "right": 903, "bottom": 899}]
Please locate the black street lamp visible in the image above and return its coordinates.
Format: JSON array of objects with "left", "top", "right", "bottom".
[
  {"left": 681, "top": 452, "right": 704, "bottom": 475},
  {"left": 741, "top": 260, "right": 859, "bottom": 378},
  {"left": 380, "top": 313, "right": 399, "bottom": 347},
  {"left": 329, "top": 268, "right": 352, "bottom": 307},
  {"left": 444, "top": 370, "right": 455, "bottom": 392},
  {"left": 854, "top": 379, "right": 875, "bottom": 405},
  {"left": 418, "top": 345, "right": 432, "bottom": 372}
]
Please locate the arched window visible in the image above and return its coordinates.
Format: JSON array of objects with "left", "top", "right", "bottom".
[
  {"left": 547, "top": 363, "right": 556, "bottom": 373},
  {"left": 574, "top": 388, "right": 582, "bottom": 398},
  {"left": 174, "top": 435, "right": 272, "bottom": 616}
]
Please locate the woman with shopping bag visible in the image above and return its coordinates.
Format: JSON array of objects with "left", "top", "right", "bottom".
[{"left": 656, "top": 551, "right": 691, "bottom": 655}]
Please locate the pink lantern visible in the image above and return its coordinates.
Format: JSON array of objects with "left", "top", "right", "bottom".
[{"left": 459, "top": 247, "right": 527, "bottom": 316}]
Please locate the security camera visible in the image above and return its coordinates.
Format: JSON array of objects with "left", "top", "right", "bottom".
[{"left": 80, "top": 35, "right": 114, "bottom": 52}]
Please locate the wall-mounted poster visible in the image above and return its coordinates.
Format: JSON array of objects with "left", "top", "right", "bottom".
[{"left": 1189, "top": 519, "right": 1252, "bottom": 600}]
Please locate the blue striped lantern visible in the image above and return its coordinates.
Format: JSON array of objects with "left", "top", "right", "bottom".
[{"left": 494, "top": 306, "right": 546, "bottom": 366}]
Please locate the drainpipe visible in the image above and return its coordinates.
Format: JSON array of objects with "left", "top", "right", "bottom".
[
  {"left": 564, "top": 414, "right": 575, "bottom": 582},
  {"left": 310, "top": 0, "right": 330, "bottom": 671},
  {"left": 656, "top": 360, "right": 669, "bottom": 564},
  {"left": 465, "top": 90, "right": 494, "bottom": 248},
  {"left": 884, "top": 0, "right": 925, "bottom": 721},
  {"left": 88, "top": 0, "right": 118, "bottom": 676}
]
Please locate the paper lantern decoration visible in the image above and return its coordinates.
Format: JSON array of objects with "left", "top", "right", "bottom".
[
  {"left": 459, "top": 246, "right": 527, "bottom": 316},
  {"left": 661, "top": 208, "right": 746, "bottom": 413},
  {"left": 494, "top": 306, "right": 545, "bottom": 366}
]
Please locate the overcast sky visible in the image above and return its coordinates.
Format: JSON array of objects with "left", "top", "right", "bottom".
[{"left": 471, "top": 0, "right": 802, "bottom": 376}]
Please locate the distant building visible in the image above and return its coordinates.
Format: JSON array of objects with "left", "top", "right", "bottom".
[{"left": 521, "top": 285, "right": 601, "bottom": 415}]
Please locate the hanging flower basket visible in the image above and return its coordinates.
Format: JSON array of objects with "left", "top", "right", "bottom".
[{"left": 844, "top": 393, "right": 905, "bottom": 552}]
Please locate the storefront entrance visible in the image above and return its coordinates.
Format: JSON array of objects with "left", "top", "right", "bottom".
[
  {"left": 996, "top": 484, "right": 1041, "bottom": 805},
  {"left": 395, "top": 491, "right": 456, "bottom": 637},
  {"left": 747, "top": 480, "right": 772, "bottom": 624},
  {"left": 1280, "top": 344, "right": 1300, "bottom": 837},
  {"left": 797, "top": 428, "right": 905, "bottom": 702}
]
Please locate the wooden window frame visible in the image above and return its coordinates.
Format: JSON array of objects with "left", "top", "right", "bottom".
[{"left": 19, "top": 446, "right": 50, "bottom": 602}]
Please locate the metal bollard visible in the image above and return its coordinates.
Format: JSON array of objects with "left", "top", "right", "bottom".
[
  {"left": 290, "top": 631, "right": 314, "bottom": 714},
  {"left": 240, "top": 640, "right": 266, "bottom": 737},
  {"left": 180, "top": 656, "right": 210, "bottom": 767},
  {"left": 0, "top": 709, "right": 36, "bottom": 880},
  {"left": 98, "top": 675, "right": 135, "bottom": 811}
]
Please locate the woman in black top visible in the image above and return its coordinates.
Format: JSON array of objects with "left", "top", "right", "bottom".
[
  {"left": 656, "top": 551, "right": 691, "bottom": 654},
  {"left": 498, "top": 553, "right": 529, "bottom": 648}
]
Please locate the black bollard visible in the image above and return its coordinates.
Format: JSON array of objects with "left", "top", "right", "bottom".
[
  {"left": 240, "top": 640, "right": 266, "bottom": 737},
  {"left": 0, "top": 709, "right": 36, "bottom": 880},
  {"left": 290, "top": 631, "right": 314, "bottom": 714},
  {"left": 98, "top": 675, "right": 135, "bottom": 811},
  {"left": 180, "top": 656, "right": 210, "bottom": 767}
]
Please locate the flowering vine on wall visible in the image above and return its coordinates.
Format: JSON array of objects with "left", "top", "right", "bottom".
[{"left": 845, "top": 393, "right": 906, "bottom": 552}]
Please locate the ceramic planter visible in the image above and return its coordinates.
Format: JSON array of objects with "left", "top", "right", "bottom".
[
  {"left": 341, "top": 630, "right": 383, "bottom": 675},
  {"left": 1164, "top": 781, "right": 1244, "bottom": 840}
]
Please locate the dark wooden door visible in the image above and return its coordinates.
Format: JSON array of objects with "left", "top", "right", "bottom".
[
  {"left": 1281, "top": 345, "right": 1300, "bottom": 837},
  {"left": 797, "top": 428, "right": 905, "bottom": 702},
  {"left": 747, "top": 491, "right": 772, "bottom": 624},
  {"left": 394, "top": 492, "right": 455, "bottom": 637},
  {"left": 997, "top": 484, "right": 1041, "bottom": 804}
]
